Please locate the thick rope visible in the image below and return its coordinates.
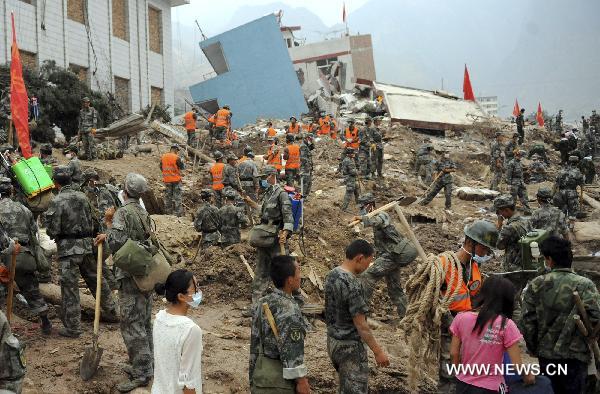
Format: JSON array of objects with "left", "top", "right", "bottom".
[{"left": 398, "top": 251, "right": 463, "bottom": 391}]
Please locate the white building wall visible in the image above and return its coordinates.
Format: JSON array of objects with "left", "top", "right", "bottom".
[{"left": 0, "top": 0, "right": 180, "bottom": 115}]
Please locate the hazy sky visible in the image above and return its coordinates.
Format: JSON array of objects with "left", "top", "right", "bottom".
[{"left": 172, "top": 0, "right": 368, "bottom": 32}]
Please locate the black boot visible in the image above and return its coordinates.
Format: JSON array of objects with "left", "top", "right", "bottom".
[{"left": 40, "top": 314, "right": 53, "bottom": 335}]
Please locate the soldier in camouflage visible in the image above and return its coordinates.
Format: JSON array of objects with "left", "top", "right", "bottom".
[
  {"left": 555, "top": 155, "right": 584, "bottom": 219},
  {"left": 249, "top": 255, "right": 310, "bottom": 394},
  {"left": 194, "top": 189, "right": 222, "bottom": 248},
  {"left": 527, "top": 143, "right": 549, "bottom": 164},
  {"left": 299, "top": 133, "right": 314, "bottom": 199},
  {"left": 105, "top": 173, "right": 154, "bottom": 392},
  {"left": 44, "top": 166, "right": 118, "bottom": 338},
  {"left": 416, "top": 138, "right": 435, "bottom": 185},
  {"left": 520, "top": 236, "right": 600, "bottom": 394},
  {"left": 419, "top": 151, "right": 456, "bottom": 210},
  {"left": 325, "top": 239, "right": 390, "bottom": 393},
  {"left": 341, "top": 148, "right": 360, "bottom": 212},
  {"left": 64, "top": 145, "right": 83, "bottom": 187},
  {"left": 238, "top": 146, "right": 259, "bottom": 203},
  {"left": 527, "top": 154, "right": 547, "bottom": 184},
  {"left": 81, "top": 169, "right": 120, "bottom": 290},
  {"left": 371, "top": 117, "right": 385, "bottom": 178},
  {"left": 355, "top": 193, "right": 417, "bottom": 318},
  {"left": 78, "top": 97, "right": 98, "bottom": 160},
  {"left": 223, "top": 153, "right": 243, "bottom": 194},
  {"left": 251, "top": 166, "right": 295, "bottom": 307},
  {"left": 579, "top": 156, "right": 595, "bottom": 184},
  {"left": 530, "top": 187, "right": 569, "bottom": 239},
  {"left": 358, "top": 118, "right": 373, "bottom": 179},
  {"left": 505, "top": 149, "right": 531, "bottom": 214},
  {"left": 0, "top": 178, "right": 52, "bottom": 334},
  {"left": 489, "top": 132, "right": 504, "bottom": 191},
  {"left": 0, "top": 309, "right": 26, "bottom": 394},
  {"left": 218, "top": 189, "right": 249, "bottom": 248},
  {"left": 494, "top": 194, "right": 531, "bottom": 272},
  {"left": 504, "top": 133, "right": 518, "bottom": 166},
  {"left": 39, "top": 143, "right": 57, "bottom": 165},
  {"left": 516, "top": 108, "right": 525, "bottom": 144}
]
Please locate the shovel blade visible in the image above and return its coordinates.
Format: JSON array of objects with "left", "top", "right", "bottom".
[
  {"left": 398, "top": 196, "right": 417, "bottom": 206},
  {"left": 80, "top": 345, "right": 104, "bottom": 381}
]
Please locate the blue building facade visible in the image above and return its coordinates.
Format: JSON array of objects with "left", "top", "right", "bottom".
[{"left": 189, "top": 15, "right": 308, "bottom": 129}]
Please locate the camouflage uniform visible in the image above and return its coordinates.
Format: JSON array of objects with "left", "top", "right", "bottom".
[
  {"left": 505, "top": 157, "right": 531, "bottom": 212},
  {"left": 45, "top": 184, "right": 117, "bottom": 335},
  {"left": 416, "top": 144, "right": 434, "bottom": 185},
  {"left": 249, "top": 289, "right": 308, "bottom": 392},
  {"left": 0, "top": 310, "right": 26, "bottom": 394},
  {"left": 79, "top": 106, "right": 98, "bottom": 160},
  {"left": 299, "top": 140, "right": 314, "bottom": 197},
  {"left": 67, "top": 156, "right": 83, "bottom": 186},
  {"left": 238, "top": 157, "right": 259, "bottom": 202},
  {"left": 223, "top": 162, "right": 243, "bottom": 194},
  {"left": 359, "top": 211, "right": 417, "bottom": 317},
  {"left": 358, "top": 126, "right": 372, "bottom": 178},
  {"left": 496, "top": 214, "right": 531, "bottom": 271},
  {"left": 504, "top": 139, "right": 517, "bottom": 165},
  {"left": 579, "top": 157, "right": 595, "bottom": 184},
  {"left": 193, "top": 202, "right": 222, "bottom": 247},
  {"left": 40, "top": 155, "right": 57, "bottom": 166},
  {"left": 218, "top": 202, "right": 248, "bottom": 247},
  {"left": 371, "top": 125, "right": 384, "bottom": 178},
  {"left": 325, "top": 266, "right": 370, "bottom": 393},
  {"left": 555, "top": 163, "right": 584, "bottom": 218},
  {"left": 527, "top": 144, "right": 549, "bottom": 163},
  {"left": 520, "top": 268, "right": 600, "bottom": 394},
  {"left": 489, "top": 139, "right": 504, "bottom": 190},
  {"left": 107, "top": 198, "right": 154, "bottom": 383},
  {"left": 419, "top": 157, "right": 456, "bottom": 209},
  {"left": 527, "top": 157, "right": 547, "bottom": 183},
  {"left": 0, "top": 198, "right": 48, "bottom": 317},
  {"left": 341, "top": 155, "right": 359, "bottom": 212},
  {"left": 530, "top": 203, "right": 568, "bottom": 238},
  {"left": 252, "top": 181, "right": 294, "bottom": 306},
  {"left": 516, "top": 113, "right": 525, "bottom": 144}
]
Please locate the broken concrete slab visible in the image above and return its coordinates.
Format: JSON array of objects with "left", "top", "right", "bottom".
[
  {"left": 573, "top": 221, "right": 600, "bottom": 242},
  {"left": 455, "top": 187, "right": 500, "bottom": 201}
]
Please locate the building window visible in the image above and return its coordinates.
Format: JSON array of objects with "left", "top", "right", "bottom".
[
  {"left": 148, "top": 6, "right": 162, "bottom": 54},
  {"left": 69, "top": 64, "right": 89, "bottom": 85},
  {"left": 112, "top": 0, "right": 129, "bottom": 41},
  {"left": 150, "top": 86, "right": 163, "bottom": 107},
  {"left": 67, "top": 0, "right": 85, "bottom": 24},
  {"left": 316, "top": 57, "right": 338, "bottom": 74},
  {"left": 114, "top": 76, "right": 131, "bottom": 113}
]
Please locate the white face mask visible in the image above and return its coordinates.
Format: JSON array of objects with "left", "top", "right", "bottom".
[
  {"left": 186, "top": 290, "right": 203, "bottom": 309},
  {"left": 462, "top": 247, "right": 492, "bottom": 264},
  {"left": 65, "top": 153, "right": 72, "bottom": 159}
]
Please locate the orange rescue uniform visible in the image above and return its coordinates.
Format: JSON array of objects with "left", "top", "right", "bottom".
[
  {"left": 161, "top": 153, "right": 182, "bottom": 183},
  {"left": 285, "top": 144, "right": 300, "bottom": 169},
  {"left": 267, "top": 145, "right": 282, "bottom": 170},
  {"left": 267, "top": 127, "right": 277, "bottom": 137},
  {"left": 344, "top": 126, "right": 360, "bottom": 149},
  {"left": 210, "top": 162, "right": 225, "bottom": 190},
  {"left": 287, "top": 123, "right": 300, "bottom": 134},
  {"left": 440, "top": 254, "right": 482, "bottom": 312},
  {"left": 215, "top": 109, "right": 231, "bottom": 127},
  {"left": 318, "top": 116, "right": 331, "bottom": 135},
  {"left": 184, "top": 111, "right": 196, "bottom": 132}
]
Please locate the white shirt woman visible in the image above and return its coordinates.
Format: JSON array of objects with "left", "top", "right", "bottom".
[{"left": 152, "top": 270, "right": 203, "bottom": 394}]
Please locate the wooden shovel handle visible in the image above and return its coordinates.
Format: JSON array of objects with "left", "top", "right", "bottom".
[
  {"left": 394, "top": 205, "right": 428, "bottom": 262},
  {"left": 93, "top": 243, "right": 103, "bottom": 336}
]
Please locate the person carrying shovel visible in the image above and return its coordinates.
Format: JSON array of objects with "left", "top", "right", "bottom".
[{"left": 418, "top": 150, "right": 456, "bottom": 210}]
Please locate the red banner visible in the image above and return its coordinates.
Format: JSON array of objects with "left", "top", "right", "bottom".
[
  {"left": 10, "top": 13, "right": 32, "bottom": 159},
  {"left": 512, "top": 99, "right": 520, "bottom": 117},
  {"left": 536, "top": 102, "right": 545, "bottom": 127},
  {"left": 463, "top": 65, "right": 475, "bottom": 101}
]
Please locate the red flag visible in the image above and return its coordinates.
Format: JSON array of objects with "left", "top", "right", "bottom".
[
  {"left": 463, "top": 65, "right": 475, "bottom": 101},
  {"left": 536, "top": 102, "right": 545, "bottom": 127},
  {"left": 512, "top": 99, "right": 520, "bottom": 117},
  {"left": 10, "top": 13, "right": 32, "bottom": 159},
  {"left": 342, "top": 2, "right": 346, "bottom": 23}
]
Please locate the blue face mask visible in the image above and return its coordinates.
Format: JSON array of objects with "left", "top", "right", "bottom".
[
  {"left": 186, "top": 290, "right": 203, "bottom": 309},
  {"left": 472, "top": 254, "right": 492, "bottom": 264},
  {"left": 260, "top": 179, "right": 269, "bottom": 189}
]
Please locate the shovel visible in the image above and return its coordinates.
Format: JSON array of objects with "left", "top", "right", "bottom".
[
  {"left": 347, "top": 196, "right": 417, "bottom": 227},
  {"left": 80, "top": 242, "right": 104, "bottom": 381}
]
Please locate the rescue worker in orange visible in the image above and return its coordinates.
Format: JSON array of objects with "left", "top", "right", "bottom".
[
  {"left": 183, "top": 108, "right": 198, "bottom": 146},
  {"left": 283, "top": 134, "right": 301, "bottom": 187},
  {"left": 160, "top": 144, "right": 185, "bottom": 216},
  {"left": 318, "top": 113, "right": 331, "bottom": 136},
  {"left": 437, "top": 220, "right": 499, "bottom": 389},
  {"left": 338, "top": 119, "right": 360, "bottom": 172},
  {"left": 214, "top": 105, "right": 232, "bottom": 141},
  {"left": 266, "top": 121, "right": 277, "bottom": 138},
  {"left": 329, "top": 115, "right": 338, "bottom": 139},
  {"left": 209, "top": 151, "right": 226, "bottom": 207},
  {"left": 265, "top": 137, "right": 283, "bottom": 176},
  {"left": 286, "top": 116, "right": 301, "bottom": 135}
]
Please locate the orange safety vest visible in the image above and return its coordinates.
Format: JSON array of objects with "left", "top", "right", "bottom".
[
  {"left": 345, "top": 127, "right": 359, "bottom": 149},
  {"left": 161, "top": 153, "right": 181, "bottom": 183},
  {"left": 215, "top": 109, "right": 230, "bottom": 127},
  {"left": 210, "top": 162, "right": 225, "bottom": 190},
  {"left": 288, "top": 123, "right": 300, "bottom": 134},
  {"left": 267, "top": 127, "right": 277, "bottom": 137},
  {"left": 208, "top": 114, "right": 216, "bottom": 124},
  {"left": 285, "top": 144, "right": 300, "bottom": 169},
  {"left": 184, "top": 111, "right": 196, "bottom": 131},
  {"left": 267, "top": 146, "right": 282, "bottom": 170},
  {"left": 440, "top": 255, "right": 482, "bottom": 313},
  {"left": 318, "top": 117, "right": 330, "bottom": 135}
]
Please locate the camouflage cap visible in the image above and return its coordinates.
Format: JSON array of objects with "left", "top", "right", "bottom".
[
  {"left": 226, "top": 153, "right": 238, "bottom": 161},
  {"left": 243, "top": 145, "right": 253, "bottom": 155},
  {"left": 64, "top": 144, "right": 79, "bottom": 154},
  {"left": 223, "top": 188, "right": 238, "bottom": 199},
  {"left": 82, "top": 168, "right": 99, "bottom": 181},
  {"left": 260, "top": 165, "right": 278, "bottom": 177},
  {"left": 463, "top": 220, "right": 498, "bottom": 250},
  {"left": 200, "top": 188, "right": 213, "bottom": 199},
  {"left": 214, "top": 150, "right": 224, "bottom": 160},
  {"left": 568, "top": 155, "right": 579, "bottom": 163},
  {"left": 536, "top": 187, "right": 553, "bottom": 200},
  {"left": 82, "top": 96, "right": 90, "bottom": 102},
  {"left": 40, "top": 143, "right": 53, "bottom": 154},
  {"left": 53, "top": 165, "right": 72, "bottom": 183},
  {"left": 358, "top": 193, "right": 375, "bottom": 205},
  {"left": 124, "top": 173, "right": 148, "bottom": 199},
  {"left": 493, "top": 194, "right": 515, "bottom": 211}
]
